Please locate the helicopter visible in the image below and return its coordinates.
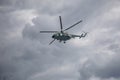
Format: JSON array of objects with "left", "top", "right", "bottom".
[{"left": 40, "top": 16, "right": 87, "bottom": 45}]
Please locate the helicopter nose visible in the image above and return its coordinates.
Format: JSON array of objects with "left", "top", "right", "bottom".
[{"left": 52, "top": 35, "right": 55, "bottom": 38}]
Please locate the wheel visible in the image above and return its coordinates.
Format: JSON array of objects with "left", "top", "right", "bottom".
[{"left": 59, "top": 40, "right": 62, "bottom": 42}]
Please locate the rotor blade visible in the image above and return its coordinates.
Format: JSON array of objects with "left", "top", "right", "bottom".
[
  {"left": 49, "top": 39, "right": 55, "bottom": 45},
  {"left": 64, "top": 20, "right": 82, "bottom": 31},
  {"left": 59, "top": 16, "right": 63, "bottom": 31},
  {"left": 40, "top": 31, "right": 58, "bottom": 33}
]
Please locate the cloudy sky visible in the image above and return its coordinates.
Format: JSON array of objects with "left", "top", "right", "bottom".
[{"left": 0, "top": 0, "right": 120, "bottom": 80}]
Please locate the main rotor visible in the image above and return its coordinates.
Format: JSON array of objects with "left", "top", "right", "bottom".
[{"left": 40, "top": 16, "right": 82, "bottom": 34}]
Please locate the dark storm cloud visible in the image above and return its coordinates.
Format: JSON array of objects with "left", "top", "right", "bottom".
[
  {"left": 79, "top": 47, "right": 120, "bottom": 80},
  {"left": 0, "top": 0, "right": 12, "bottom": 6},
  {"left": 0, "top": 0, "right": 120, "bottom": 80}
]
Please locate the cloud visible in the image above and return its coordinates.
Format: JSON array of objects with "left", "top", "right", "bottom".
[
  {"left": 78, "top": 1, "right": 120, "bottom": 80},
  {"left": 0, "top": 0, "right": 120, "bottom": 80}
]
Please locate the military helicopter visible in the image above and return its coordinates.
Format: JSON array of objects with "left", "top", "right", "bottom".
[{"left": 40, "top": 16, "right": 87, "bottom": 45}]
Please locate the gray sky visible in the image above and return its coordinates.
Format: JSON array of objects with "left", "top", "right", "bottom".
[{"left": 0, "top": 0, "right": 120, "bottom": 80}]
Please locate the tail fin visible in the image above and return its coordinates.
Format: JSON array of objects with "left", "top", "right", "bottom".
[
  {"left": 79, "top": 32, "right": 88, "bottom": 38},
  {"left": 83, "top": 32, "right": 87, "bottom": 37}
]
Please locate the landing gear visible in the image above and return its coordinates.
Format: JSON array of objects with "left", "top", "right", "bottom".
[
  {"left": 59, "top": 40, "right": 62, "bottom": 42},
  {"left": 59, "top": 40, "right": 66, "bottom": 44}
]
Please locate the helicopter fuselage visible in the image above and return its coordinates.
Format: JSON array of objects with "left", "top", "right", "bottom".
[{"left": 52, "top": 32, "right": 71, "bottom": 41}]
